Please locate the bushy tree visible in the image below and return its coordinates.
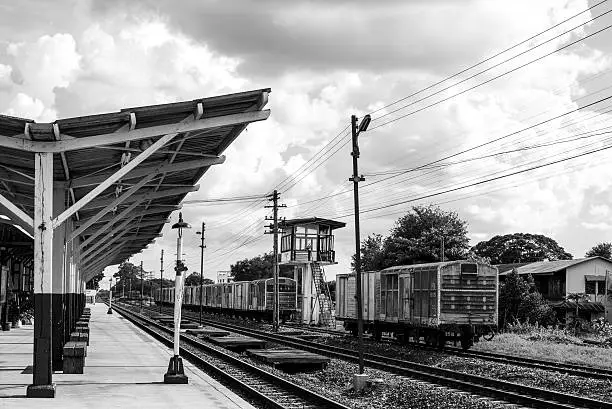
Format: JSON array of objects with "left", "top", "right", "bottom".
[
  {"left": 471, "top": 233, "right": 572, "bottom": 264},
  {"left": 353, "top": 233, "right": 386, "bottom": 272},
  {"left": 184, "top": 272, "right": 214, "bottom": 286},
  {"left": 355, "top": 205, "right": 470, "bottom": 270},
  {"left": 86, "top": 272, "right": 105, "bottom": 290},
  {"left": 499, "top": 269, "right": 556, "bottom": 328},
  {"left": 230, "top": 253, "right": 293, "bottom": 282},
  {"left": 585, "top": 242, "right": 612, "bottom": 259}
]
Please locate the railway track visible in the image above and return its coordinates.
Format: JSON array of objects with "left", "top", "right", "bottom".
[
  {"left": 145, "top": 304, "right": 612, "bottom": 409},
  {"left": 110, "top": 302, "right": 349, "bottom": 409},
  {"left": 285, "top": 321, "right": 612, "bottom": 381}
]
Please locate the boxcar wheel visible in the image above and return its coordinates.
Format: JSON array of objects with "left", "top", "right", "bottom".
[
  {"left": 460, "top": 335, "right": 473, "bottom": 350},
  {"left": 436, "top": 332, "right": 446, "bottom": 349}
]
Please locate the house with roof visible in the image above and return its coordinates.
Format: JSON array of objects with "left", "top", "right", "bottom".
[{"left": 498, "top": 257, "right": 612, "bottom": 322}]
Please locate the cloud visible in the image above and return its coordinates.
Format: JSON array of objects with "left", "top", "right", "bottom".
[
  {"left": 90, "top": 0, "right": 599, "bottom": 78},
  {"left": 1, "top": 0, "right": 611, "bottom": 278},
  {"left": 589, "top": 204, "right": 609, "bottom": 217},
  {"left": 581, "top": 221, "right": 612, "bottom": 230}
]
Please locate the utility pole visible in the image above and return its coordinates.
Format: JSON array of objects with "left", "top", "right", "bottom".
[
  {"left": 265, "top": 190, "right": 285, "bottom": 332},
  {"left": 197, "top": 222, "right": 206, "bottom": 326},
  {"left": 140, "top": 260, "right": 144, "bottom": 313},
  {"left": 441, "top": 236, "right": 445, "bottom": 262},
  {"left": 160, "top": 249, "right": 164, "bottom": 314},
  {"left": 350, "top": 113, "right": 371, "bottom": 389}
]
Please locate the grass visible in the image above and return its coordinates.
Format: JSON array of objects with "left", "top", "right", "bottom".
[{"left": 472, "top": 332, "right": 612, "bottom": 369}]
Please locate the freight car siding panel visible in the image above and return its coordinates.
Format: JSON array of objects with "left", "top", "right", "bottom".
[
  {"left": 233, "top": 282, "right": 249, "bottom": 311},
  {"left": 344, "top": 272, "right": 378, "bottom": 322},
  {"left": 439, "top": 263, "right": 498, "bottom": 325},
  {"left": 335, "top": 274, "right": 349, "bottom": 318}
]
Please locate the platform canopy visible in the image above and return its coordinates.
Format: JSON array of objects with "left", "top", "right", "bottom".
[{"left": 0, "top": 88, "right": 270, "bottom": 281}]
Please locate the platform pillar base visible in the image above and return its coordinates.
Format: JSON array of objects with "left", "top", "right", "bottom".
[
  {"left": 26, "top": 383, "right": 56, "bottom": 398},
  {"left": 164, "top": 355, "right": 188, "bottom": 384},
  {"left": 107, "top": 308, "right": 112, "bottom": 314},
  {"left": 353, "top": 373, "right": 368, "bottom": 392}
]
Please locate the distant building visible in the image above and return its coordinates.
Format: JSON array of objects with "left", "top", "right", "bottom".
[
  {"left": 498, "top": 257, "right": 612, "bottom": 322},
  {"left": 217, "top": 271, "right": 232, "bottom": 284}
]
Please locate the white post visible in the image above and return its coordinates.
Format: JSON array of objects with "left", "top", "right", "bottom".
[
  {"left": 27, "top": 152, "right": 55, "bottom": 398},
  {"left": 173, "top": 235, "right": 184, "bottom": 356},
  {"left": 164, "top": 212, "right": 189, "bottom": 384},
  {"left": 107, "top": 278, "right": 113, "bottom": 314}
]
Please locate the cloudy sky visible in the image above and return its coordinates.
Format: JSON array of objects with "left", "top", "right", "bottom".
[{"left": 1, "top": 0, "right": 612, "bottom": 286}]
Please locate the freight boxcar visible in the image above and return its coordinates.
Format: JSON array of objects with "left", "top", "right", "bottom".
[
  {"left": 336, "top": 261, "right": 498, "bottom": 349},
  {"left": 157, "top": 277, "right": 298, "bottom": 322}
]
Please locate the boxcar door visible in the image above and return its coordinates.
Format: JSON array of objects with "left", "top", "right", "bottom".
[
  {"left": 381, "top": 273, "right": 399, "bottom": 321},
  {"left": 399, "top": 272, "right": 412, "bottom": 321}
]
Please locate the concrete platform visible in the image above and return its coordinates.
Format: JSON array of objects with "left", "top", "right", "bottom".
[{"left": 0, "top": 303, "right": 255, "bottom": 409}]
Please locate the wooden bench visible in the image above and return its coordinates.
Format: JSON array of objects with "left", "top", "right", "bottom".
[
  {"left": 70, "top": 331, "right": 89, "bottom": 346},
  {"left": 63, "top": 341, "right": 87, "bottom": 374}
]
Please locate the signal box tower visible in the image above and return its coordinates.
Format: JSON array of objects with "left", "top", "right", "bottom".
[{"left": 278, "top": 217, "right": 346, "bottom": 326}]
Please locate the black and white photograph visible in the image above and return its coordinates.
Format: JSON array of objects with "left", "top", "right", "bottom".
[{"left": 0, "top": 1, "right": 611, "bottom": 407}]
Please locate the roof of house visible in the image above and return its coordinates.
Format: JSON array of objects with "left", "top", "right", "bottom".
[
  {"left": 498, "top": 256, "right": 612, "bottom": 276},
  {"left": 548, "top": 300, "right": 605, "bottom": 312}
]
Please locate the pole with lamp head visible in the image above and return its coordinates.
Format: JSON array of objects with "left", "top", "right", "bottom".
[
  {"left": 196, "top": 222, "right": 206, "bottom": 326},
  {"left": 107, "top": 277, "right": 113, "bottom": 314},
  {"left": 350, "top": 113, "right": 371, "bottom": 391},
  {"left": 164, "top": 212, "right": 190, "bottom": 384}
]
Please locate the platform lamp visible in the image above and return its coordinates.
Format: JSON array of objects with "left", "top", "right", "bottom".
[
  {"left": 164, "top": 212, "right": 190, "bottom": 384},
  {"left": 350, "top": 113, "right": 371, "bottom": 391},
  {"left": 107, "top": 277, "right": 113, "bottom": 314}
]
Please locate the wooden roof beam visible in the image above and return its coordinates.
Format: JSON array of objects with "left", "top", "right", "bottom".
[
  {"left": 0, "top": 110, "right": 270, "bottom": 153},
  {"left": 75, "top": 205, "right": 180, "bottom": 228},
  {"left": 80, "top": 185, "right": 199, "bottom": 212},
  {"left": 52, "top": 129, "right": 180, "bottom": 229},
  {"left": 0, "top": 192, "right": 34, "bottom": 236},
  {"left": 63, "top": 156, "right": 225, "bottom": 189}
]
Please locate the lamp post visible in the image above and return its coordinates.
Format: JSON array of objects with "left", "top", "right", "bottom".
[
  {"left": 107, "top": 277, "right": 113, "bottom": 314},
  {"left": 164, "top": 212, "right": 190, "bottom": 384},
  {"left": 350, "top": 113, "right": 371, "bottom": 391},
  {"left": 196, "top": 222, "right": 205, "bottom": 326}
]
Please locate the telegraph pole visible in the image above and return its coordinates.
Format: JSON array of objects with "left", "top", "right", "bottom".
[
  {"left": 265, "top": 190, "right": 285, "bottom": 332},
  {"left": 140, "top": 260, "right": 144, "bottom": 313},
  {"left": 160, "top": 249, "right": 164, "bottom": 314},
  {"left": 350, "top": 113, "right": 371, "bottom": 389},
  {"left": 197, "top": 222, "right": 206, "bottom": 326}
]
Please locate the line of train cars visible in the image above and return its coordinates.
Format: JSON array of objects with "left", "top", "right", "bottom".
[
  {"left": 336, "top": 260, "right": 499, "bottom": 349},
  {"left": 157, "top": 277, "right": 298, "bottom": 321}
]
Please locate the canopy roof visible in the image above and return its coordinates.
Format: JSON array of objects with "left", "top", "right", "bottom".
[
  {"left": 280, "top": 217, "right": 346, "bottom": 230},
  {"left": 0, "top": 88, "right": 270, "bottom": 280}
]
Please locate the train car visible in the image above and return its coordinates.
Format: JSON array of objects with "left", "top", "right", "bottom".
[
  {"left": 248, "top": 277, "right": 297, "bottom": 321},
  {"left": 336, "top": 271, "right": 379, "bottom": 328},
  {"left": 233, "top": 281, "right": 249, "bottom": 311},
  {"left": 155, "top": 277, "right": 298, "bottom": 322},
  {"left": 336, "top": 261, "right": 498, "bottom": 349}
]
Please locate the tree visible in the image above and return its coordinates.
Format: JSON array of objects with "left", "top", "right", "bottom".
[
  {"left": 353, "top": 233, "right": 386, "bottom": 272},
  {"left": 86, "top": 272, "right": 105, "bottom": 290},
  {"left": 499, "top": 269, "right": 555, "bottom": 328},
  {"left": 585, "top": 242, "right": 612, "bottom": 259},
  {"left": 184, "top": 272, "right": 214, "bottom": 286},
  {"left": 229, "top": 253, "right": 293, "bottom": 282},
  {"left": 471, "top": 233, "right": 573, "bottom": 264},
  {"left": 383, "top": 205, "right": 470, "bottom": 266}
]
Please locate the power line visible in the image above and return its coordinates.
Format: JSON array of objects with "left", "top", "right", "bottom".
[{"left": 367, "top": 0, "right": 609, "bottom": 116}]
